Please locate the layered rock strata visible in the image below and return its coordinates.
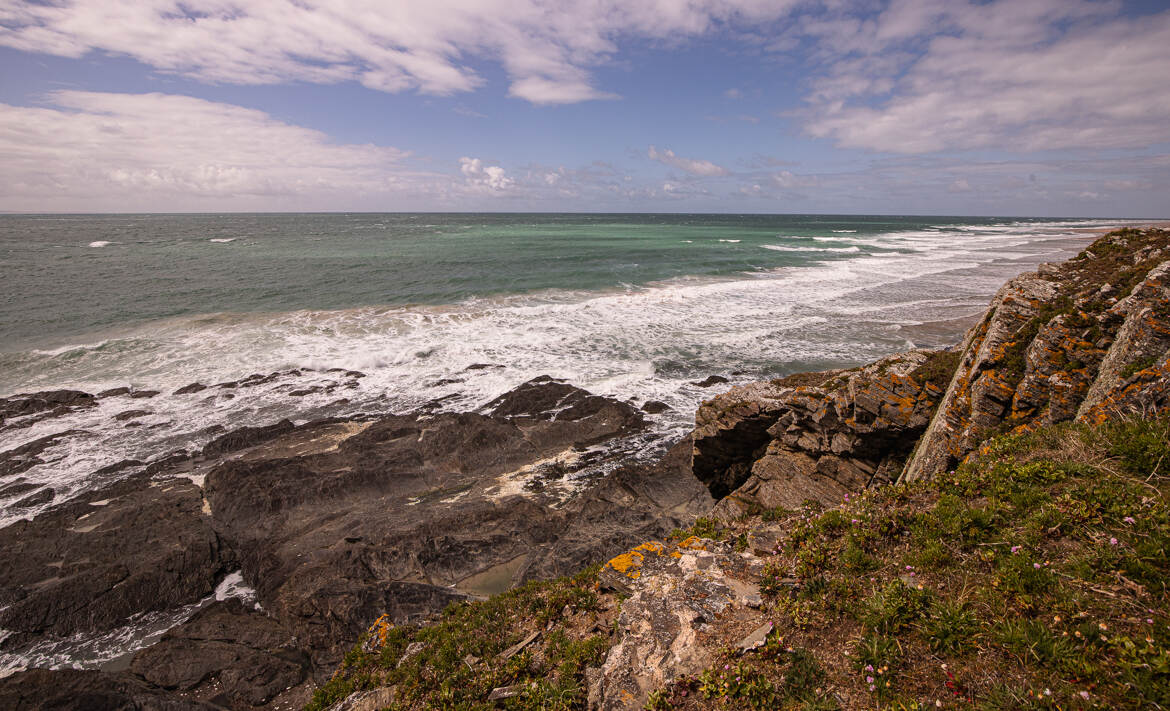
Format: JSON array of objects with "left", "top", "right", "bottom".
[
  {"left": 904, "top": 227, "right": 1170, "bottom": 480},
  {"left": 692, "top": 349, "right": 955, "bottom": 518}
]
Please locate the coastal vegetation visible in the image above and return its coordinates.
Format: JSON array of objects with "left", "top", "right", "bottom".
[{"left": 310, "top": 414, "right": 1170, "bottom": 710}]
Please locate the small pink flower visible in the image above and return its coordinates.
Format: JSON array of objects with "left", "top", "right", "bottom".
[
  {"left": 1124, "top": 516, "right": 1136, "bottom": 524},
  {"left": 1033, "top": 563, "right": 1042, "bottom": 569},
  {"left": 1010, "top": 545, "right": 1021, "bottom": 554},
  {"left": 865, "top": 664, "right": 874, "bottom": 672},
  {"left": 1080, "top": 690, "right": 1090, "bottom": 700},
  {"left": 1147, "top": 618, "right": 1155, "bottom": 625},
  {"left": 1110, "top": 537, "right": 1118, "bottom": 546},
  {"left": 866, "top": 676, "right": 874, "bottom": 683}
]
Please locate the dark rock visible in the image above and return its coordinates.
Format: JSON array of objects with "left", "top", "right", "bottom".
[
  {"left": 129, "top": 598, "right": 310, "bottom": 708},
  {"left": 0, "top": 473, "right": 235, "bottom": 641},
  {"left": 114, "top": 409, "right": 152, "bottom": 422},
  {"left": 691, "top": 375, "right": 730, "bottom": 388},
  {"left": 0, "top": 430, "right": 89, "bottom": 478},
  {"left": 98, "top": 387, "right": 131, "bottom": 397},
  {"left": 199, "top": 380, "right": 703, "bottom": 674},
  {"left": 200, "top": 419, "right": 296, "bottom": 458},
  {"left": 0, "top": 390, "right": 95, "bottom": 421},
  {"left": 11, "top": 487, "right": 53, "bottom": 508},
  {"left": 465, "top": 363, "right": 504, "bottom": 370},
  {"left": 0, "top": 480, "right": 38, "bottom": 498},
  {"left": 174, "top": 383, "right": 208, "bottom": 395},
  {"left": 129, "top": 390, "right": 160, "bottom": 399},
  {"left": 0, "top": 668, "right": 218, "bottom": 711},
  {"left": 640, "top": 400, "right": 670, "bottom": 414},
  {"left": 692, "top": 350, "right": 947, "bottom": 516}
]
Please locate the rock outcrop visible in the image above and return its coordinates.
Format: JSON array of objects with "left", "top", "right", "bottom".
[
  {"left": 692, "top": 349, "right": 955, "bottom": 518},
  {"left": 904, "top": 227, "right": 1170, "bottom": 480},
  {"left": 591, "top": 537, "right": 764, "bottom": 710}
]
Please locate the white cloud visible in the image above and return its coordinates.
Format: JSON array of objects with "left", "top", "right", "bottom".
[
  {"left": 799, "top": 0, "right": 1170, "bottom": 153},
  {"left": 460, "top": 157, "right": 514, "bottom": 190},
  {"left": 647, "top": 146, "right": 730, "bottom": 177},
  {"left": 0, "top": 91, "right": 447, "bottom": 211},
  {"left": 0, "top": 0, "right": 800, "bottom": 105}
]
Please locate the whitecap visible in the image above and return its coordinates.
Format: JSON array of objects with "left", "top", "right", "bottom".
[
  {"left": 209, "top": 238, "right": 236, "bottom": 243},
  {"left": 718, "top": 239, "right": 741, "bottom": 243},
  {"left": 87, "top": 241, "right": 111, "bottom": 248},
  {"left": 831, "top": 229, "right": 858, "bottom": 233},
  {"left": 761, "top": 244, "right": 861, "bottom": 253}
]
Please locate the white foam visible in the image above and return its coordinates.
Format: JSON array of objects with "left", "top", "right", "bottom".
[
  {"left": 831, "top": 229, "right": 858, "bottom": 233},
  {"left": 208, "top": 238, "right": 236, "bottom": 243},
  {"left": 762, "top": 244, "right": 861, "bottom": 253},
  {"left": 718, "top": 239, "right": 741, "bottom": 243},
  {"left": 87, "top": 241, "right": 111, "bottom": 248}
]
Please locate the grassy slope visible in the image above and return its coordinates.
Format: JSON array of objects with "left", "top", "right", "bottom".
[{"left": 309, "top": 415, "right": 1169, "bottom": 711}]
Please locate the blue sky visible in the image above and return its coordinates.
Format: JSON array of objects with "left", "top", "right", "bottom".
[{"left": 1, "top": 0, "right": 1168, "bottom": 215}]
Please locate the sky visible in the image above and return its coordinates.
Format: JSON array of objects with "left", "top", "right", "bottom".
[{"left": 1, "top": 0, "right": 1168, "bottom": 216}]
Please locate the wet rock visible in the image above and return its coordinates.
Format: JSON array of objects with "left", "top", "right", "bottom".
[
  {"left": 199, "top": 380, "right": 704, "bottom": 674},
  {"left": 129, "top": 598, "right": 310, "bottom": 708},
  {"left": 0, "top": 389, "right": 95, "bottom": 422},
  {"left": 200, "top": 419, "right": 296, "bottom": 458},
  {"left": 0, "top": 480, "right": 38, "bottom": 499},
  {"left": 114, "top": 409, "right": 152, "bottom": 421},
  {"left": 0, "top": 668, "right": 218, "bottom": 710},
  {"left": 690, "top": 375, "right": 729, "bottom": 388},
  {"left": 129, "top": 390, "right": 160, "bottom": 399},
  {"left": 98, "top": 386, "right": 131, "bottom": 397},
  {"left": 465, "top": 363, "right": 504, "bottom": 370},
  {"left": 174, "top": 382, "right": 208, "bottom": 395},
  {"left": 0, "top": 429, "right": 89, "bottom": 478},
  {"left": 640, "top": 400, "right": 670, "bottom": 414},
  {"left": 0, "top": 473, "right": 235, "bottom": 642},
  {"left": 11, "top": 487, "right": 53, "bottom": 508}
]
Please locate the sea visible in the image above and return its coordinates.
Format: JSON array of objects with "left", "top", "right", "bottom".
[
  {"left": 0, "top": 213, "right": 1131, "bottom": 522},
  {"left": 0, "top": 212, "right": 1132, "bottom": 671}
]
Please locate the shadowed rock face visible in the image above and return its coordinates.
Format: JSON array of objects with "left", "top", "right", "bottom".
[
  {"left": 904, "top": 228, "right": 1170, "bottom": 481},
  {"left": 692, "top": 350, "right": 951, "bottom": 518}
]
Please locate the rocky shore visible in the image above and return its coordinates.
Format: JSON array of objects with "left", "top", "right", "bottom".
[{"left": 0, "top": 227, "right": 1168, "bottom": 710}]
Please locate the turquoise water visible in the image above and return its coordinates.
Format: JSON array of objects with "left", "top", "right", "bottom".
[{"left": 0, "top": 213, "right": 1066, "bottom": 350}]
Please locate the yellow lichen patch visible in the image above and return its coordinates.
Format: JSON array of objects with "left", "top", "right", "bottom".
[
  {"left": 365, "top": 613, "right": 394, "bottom": 650},
  {"left": 678, "top": 536, "right": 707, "bottom": 551},
  {"left": 605, "top": 550, "right": 644, "bottom": 576}
]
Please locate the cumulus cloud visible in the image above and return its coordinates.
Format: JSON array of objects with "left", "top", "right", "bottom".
[
  {"left": 799, "top": 0, "right": 1170, "bottom": 153},
  {"left": 647, "top": 146, "right": 730, "bottom": 177},
  {"left": 459, "top": 157, "right": 514, "bottom": 190},
  {"left": 0, "top": 0, "right": 800, "bottom": 105},
  {"left": 0, "top": 91, "right": 444, "bottom": 211}
]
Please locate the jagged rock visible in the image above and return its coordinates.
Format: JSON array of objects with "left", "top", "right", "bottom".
[
  {"left": 0, "top": 668, "right": 219, "bottom": 711},
  {"left": 329, "top": 687, "right": 396, "bottom": 711},
  {"left": 905, "top": 228, "right": 1170, "bottom": 481},
  {"left": 0, "top": 389, "right": 95, "bottom": 424},
  {"left": 174, "top": 382, "right": 208, "bottom": 395},
  {"left": 198, "top": 378, "right": 706, "bottom": 674},
  {"left": 200, "top": 419, "right": 297, "bottom": 457},
  {"left": 129, "top": 598, "right": 310, "bottom": 708},
  {"left": 11, "top": 487, "right": 53, "bottom": 508},
  {"left": 0, "top": 473, "right": 235, "bottom": 644},
  {"left": 0, "top": 429, "right": 89, "bottom": 478},
  {"left": 693, "top": 350, "right": 950, "bottom": 517},
  {"left": 98, "top": 386, "right": 131, "bottom": 397},
  {"left": 592, "top": 537, "right": 763, "bottom": 710},
  {"left": 114, "top": 409, "right": 152, "bottom": 421},
  {"left": 641, "top": 400, "right": 670, "bottom": 414},
  {"left": 736, "top": 621, "right": 774, "bottom": 652},
  {"left": 691, "top": 375, "right": 730, "bottom": 387}
]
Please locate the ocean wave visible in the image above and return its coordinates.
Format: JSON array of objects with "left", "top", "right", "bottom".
[
  {"left": 209, "top": 238, "right": 236, "bottom": 243},
  {"left": 761, "top": 244, "right": 861, "bottom": 253},
  {"left": 87, "top": 241, "right": 111, "bottom": 248}
]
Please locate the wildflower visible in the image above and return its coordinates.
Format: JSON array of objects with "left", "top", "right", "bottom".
[
  {"left": 1099, "top": 623, "right": 1108, "bottom": 631},
  {"left": 1053, "top": 615, "right": 1062, "bottom": 623},
  {"left": 1147, "top": 618, "right": 1155, "bottom": 625},
  {"left": 1033, "top": 563, "right": 1042, "bottom": 569},
  {"left": 865, "top": 664, "right": 874, "bottom": 672},
  {"left": 1110, "top": 537, "right": 1118, "bottom": 546},
  {"left": 866, "top": 676, "right": 875, "bottom": 684},
  {"left": 1080, "top": 690, "right": 1090, "bottom": 700},
  {"left": 1124, "top": 516, "right": 1136, "bottom": 524},
  {"left": 852, "top": 519, "right": 859, "bottom": 524},
  {"left": 1010, "top": 545, "right": 1021, "bottom": 554},
  {"left": 1044, "top": 688, "right": 1051, "bottom": 696}
]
